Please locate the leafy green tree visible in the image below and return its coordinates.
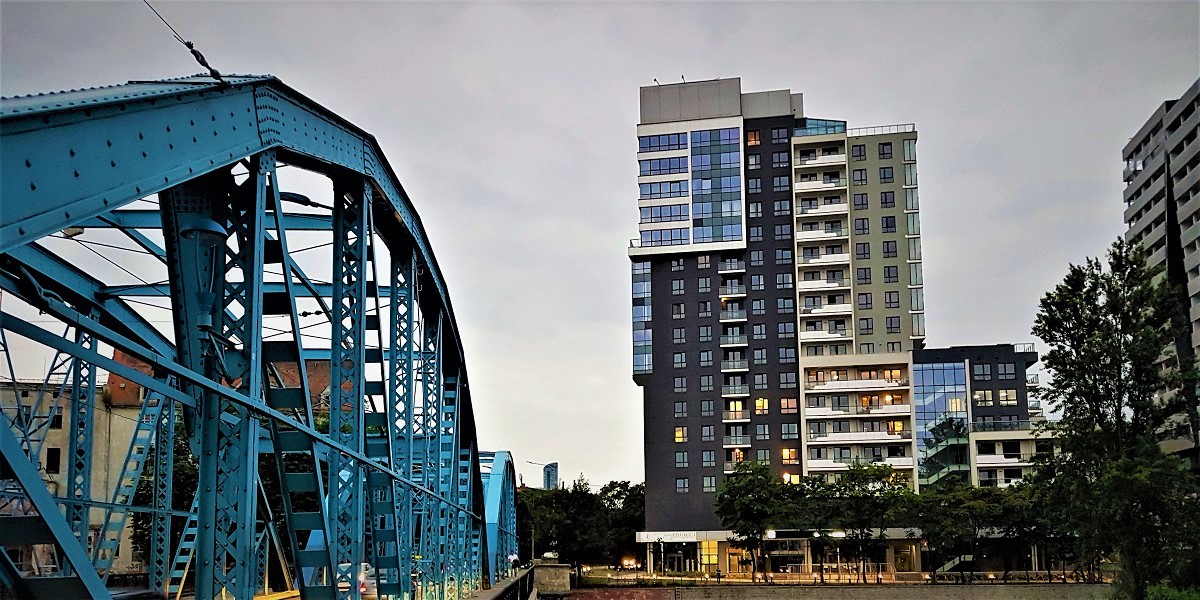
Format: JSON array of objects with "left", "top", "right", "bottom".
[
  {"left": 828, "top": 464, "right": 911, "bottom": 583},
  {"left": 776, "top": 476, "right": 836, "bottom": 583},
  {"left": 1031, "top": 239, "right": 1200, "bottom": 600},
  {"left": 598, "top": 481, "right": 644, "bottom": 566},
  {"left": 714, "top": 461, "right": 782, "bottom": 582}
]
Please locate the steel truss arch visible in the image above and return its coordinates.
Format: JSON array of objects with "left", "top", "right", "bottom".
[{"left": 0, "top": 75, "right": 516, "bottom": 600}]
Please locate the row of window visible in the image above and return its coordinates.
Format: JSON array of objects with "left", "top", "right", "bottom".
[
  {"left": 972, "top": 363, "right": 1019, "bottom": 380},
  {"left": 747, "top": 199, "right": 797, "bottom": 218},
  {"left": 638, "top": 204, "right": 688, "bottom": 223},
  {"left": 669, "top": 322, "right": 797, "bottom": 344},
  {"left": 850, "top": 164, "right": 917, "bottom": 186},
  {"left": 671, "top": 372, "right": 799, "bottom": 392},
  {"left": 638, "top": 180, "right": 688, "bottom": 199},
  {"left": 670, "top": 298, "right": 795, "bottom": 320},
  {"left": 674, "top": 477, "right": 717, "bottom": 493},
  {"left": 747, "top": 151, "right": 791, "bottom": 170},
  {"left": 639, "top": 156, "right": 688, "bottom": 176},
  {"left": 674, "top": 397, "right": 801, "bottom": 418},
  {"left": 851, "top": 239, "right": 922, "bottom": 260},
  {"left": 973, "top": 389, "right": 1020, "bottom": 406},
  {"left": 855, "top": 316, "right": 904, "bottom": 334},
  {"left": 746, "top": 128, "right": 791, "bottom": 147},
  {"left": 671, "top": 347, "right": 797, "bottom": 369},
  {"left": 639, "top": 228, "right": 688, "bottom": 247},
  {"left": 638, "top": 133, "right": 687, "bottom": 153},
  {"left": 675, "top": 448, "right": 805, "bottom": 468},
  {"left": 674, "top": 423, "right": 802, "bottom": 442},
  {"left": 851, "top": 214, "right": 921, "bottom": 235},
  {"left": 854, "top": 289, "right": 924, "bottom": 310},
  {"left": 850, "top": 139, "right": 916, "bottom": 162}
]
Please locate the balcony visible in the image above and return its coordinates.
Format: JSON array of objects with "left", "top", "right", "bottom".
[
  {"left": 799, "top": 252, "right": 851, "bottom": 266},
  {"left": 721, "top": 385, "right": 750, "bottom": 397},
  {"left": 719, "top": 334, "right": 748, "bottom": 347},
  {"left": 801, "top": 303, "right": 853, "bottom": 316},
  {"left": 718, "top": 285, "right": 747, "bottom": 297},
  {"left": 794, "top": 123, "right": 846, "bottom": 137},
  {"left": 807, "top": 456, "right": 915, "bottom": 471},
  {"left": 807, "top": 429, "right": 913, "bottom": 443},
  {"left": 720, "top": 359, "right": 749, "bottom": 372},
  {"left": 722, "top": 436, "right": 751, "bottom": 447},
  {"left": 805, "top": 402, "right": 912, "bottom": 418},
  {"left": 799, "top": 329, "right": 850, "bottom": 341},
  {"left": 723, "top": 461, "right": 747, "bottom": 472},
  {"left": 717, "top": 260, "right": 746, "bottom": 274},
  {"left": 1026, "top": 373, "right": 1041, "bottom": 387},
  {"left": 795, "top": 278, "right": 849, "bottom": 292},
  {"left": 1014, "top": 343, "right": 1036, "bottom": 354},
  {"left": 722, "top": 409, "right": 750, "bottom": 421},
  {"left": 797, "top": 202, "right": 849, "bottom": 215},
  {"left": 980, "top": 477, "right": 1024, "bottom": 488},
  {"left": 794, "top": 154, "right": 847, "bottom": 169},
  {"left": 794, "top": 228, "right": 847, "bottom": 242},
  {"left": 719, "top": 309, "right": 748, "bottom": 322},
  {"left": 805, "top": 378, "right": 909, "bottom": 392},
  {"left": 975, "top": 452, "right": 1036, "bottom": 467},
  {"left": 795, "top": 179, "right": 846, "bottom": 193}
]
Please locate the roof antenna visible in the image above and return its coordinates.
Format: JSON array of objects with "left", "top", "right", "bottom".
[
  {"left": 653, "top": 78, "right": 659, "bottom": 85},
  {"left": 141, "top": 0, "right": 228, "bottom": 87},
  {"left": 681, "top": 75, "right": 686, "bottom": 82}
]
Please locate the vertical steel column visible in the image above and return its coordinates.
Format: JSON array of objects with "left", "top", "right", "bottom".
[
  {"left": 64, "top": 327, "right": 98, "bottom": 559},
  {"left": 148, "top": 398, "right": 175, "bottom": 591},
  {"left": 438, "top": 374, "right": 459, "bottom": 600},
  {"left": 416, "top": 313, "right": 443, "bottom": 600},
  {"left": 328, "top": 176, "right": 370, "bottom": 599},
  {"left": 388, "top": 252, "right": 417, "bottom": 600}
]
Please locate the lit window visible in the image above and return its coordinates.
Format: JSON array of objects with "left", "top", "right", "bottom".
[
  {"left": 674, "top": 426, "right": 688, "bottom": 442},
  {"left": 781, "top": 398, "right": 798, "bottom": 414}
]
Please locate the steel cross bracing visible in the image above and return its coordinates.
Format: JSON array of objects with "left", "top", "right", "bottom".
[{"left": 0, "top": 75, "right": 518, "bottom": 600}]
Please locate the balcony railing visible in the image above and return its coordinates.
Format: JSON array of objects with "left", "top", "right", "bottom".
[
  {"left": 795, "top": 123, "right": 846, "bottom": 137},
  {"left": 804, "top": 402, "right": 912, "bottom": 416},
  {"left": 808, "top": 429, "right": 912, "bottom": 441},
  {"left": 717, "top": 260, "right": 746, "bottom": 272},
  {"left": 720, "top": 334, "right": 748, "bottom": 346},
  {"left": 722, "top": 410, "right": 749, "bottom": 421},
  {"left": 845, "top": 123, "right": 915, "bottom": 137},
  {"left": 719, "top": 285, "right": 747, "bottom": 296},
  {"left": 721, "top": 384, "right": 750, "bottom": 396},
  {"left": 1014, "top": 343, "right": 1036, "bottom": 353},
  {"left": 980, "top": 477, "right": 1024, "bottom": 488},
  {"left": 719, "top": 309, "right": 748, "bottom": 321},
  {"left": 805, "top": 377, "right": 908, "bottom": 391},
  {"left": 723, "top": 436, "right": 751, "bottom": 446},
  {"left": 970, "top": 420, "right": 1036, "bottom": 432},
  {"left": 1026, "top": 373, "right": 1041, "bottom": 386},
  {"left": 720, "top": 359, "right": 749, "bottom": 371}
]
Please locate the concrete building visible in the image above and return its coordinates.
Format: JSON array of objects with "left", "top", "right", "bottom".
[{"left": 629, "top": 78, "right": 1047, "bottom": 577}]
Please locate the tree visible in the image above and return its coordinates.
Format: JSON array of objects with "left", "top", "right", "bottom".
[
  {"left": 828, "top": 464, "right": 912, "bottom": 583},
  {"left": 1031, "top": 239, "right": 1200, "bottom": 600},
  {"left": 714, "top": 461, "right": 782, "bottom": 582},
  {"left": 776, "top": 476, "right": 836, "bottom": 583},
  {"left": 598, "top": 481, "right": 644, "bottom": 566}
]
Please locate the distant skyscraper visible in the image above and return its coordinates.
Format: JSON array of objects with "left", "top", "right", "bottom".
[{"left": 542, "top": 462, "right": 559, "bottom": 489}]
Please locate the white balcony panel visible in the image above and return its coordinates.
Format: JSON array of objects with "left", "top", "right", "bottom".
[
  {"left": 795, "top": 180, "right": 846, "bottom": 192},
  {"left": 794, "top": 154, "right": 847, "bottom": 168},
  {"left": 797, "top": 203, "right": 849, "bottom": 215},
  {"left": 798, "top": 329, "right": 850, "bottom": 341},
  {"left": 799, "top": 253, "right": 851, "bottom": 266},
  {"left": 807, "top": 378, "right": 909, "bottom": 392},
  {"left": 802, "top": 303, "right": 854, "bottom": 316},
  {"left": 794, "top": 229, "right": 848, "bottom": 242}
]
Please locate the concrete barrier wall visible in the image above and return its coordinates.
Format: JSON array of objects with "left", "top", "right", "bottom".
[
  {"left": 571, "top": 584, "right": 1111, "bottom": 600},
  {"left": 535, "top": 563, "right": 573, "bottom": 597}
]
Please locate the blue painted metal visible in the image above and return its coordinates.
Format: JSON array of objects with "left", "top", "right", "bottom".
[
  {"left": 1, "top": 75, "right": 514, "bottom": 600},
  {"left": 480, "top": 451, "right": 518, "bottom": 585},
  {"left": 63, "top": 323, "right": 98, "bottom": 565}
]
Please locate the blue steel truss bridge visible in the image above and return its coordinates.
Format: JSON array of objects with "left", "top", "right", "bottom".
[{"left": 0, "top": 75, "right": 518, "bottom": 599}]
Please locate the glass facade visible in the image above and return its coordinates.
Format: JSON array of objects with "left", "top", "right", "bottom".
[
  {"left": 632, "top": 261, "right": 653, "bottom": 374},
  {"left": 913, "top": 362, "right": 969, "bottom": 487},
  {"left": 690, "top": 127, "right": 742, "bottom": 244}
]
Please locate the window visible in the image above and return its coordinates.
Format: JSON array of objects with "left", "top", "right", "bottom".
[
  {"left": 699, "top": 325, "right": 712, "bottom": 342},
  {"left": 45, "top": 447, "right": 61, "bottom": 474},
  {"left": 671, "top": 303, "right": 685, "bottom": 320},
  {"left": 998, "top": 363, "right": 1016, "bottom": 380},
  {"left": 771, "top": 127, "right": 790, "bottom": 144},
  {"left": 675, "top": 451, "right": 689, "bottom": 467},
  {"left": 639, "top": 204, "right": 688, "bottom": 224},
  {"left": 880, "top": 190, "right": 895, "bottom": 208},
  {"left": 999, "top": 389, "right": 1018, "bottom": 406},
  {"left": 853, "top": 193, "right": 868, "bottom": 210},
  {"left": 702, "top": 476, "right": 717, "bottom": 493},
  {"left": 905, "top": 188, "right": 919, "bottom": 210},
  {"left": 859, "top": 342, "right": 875, "bottom": 354},
  {"left": 854, "top": 218, "right": 869, "bottom": 235},
  {"left": 904, "top": 163, "right": 918, "bottom": 186},
  {"left": 772, "top": 176, "right": 790, "bottom": 192},
  {"left": 780, "top": 372, "right": 798, "bottom": 388},
  {"left": 778, "top": 322, "right": 796, "bottom": 339},
  {"left": 671, "top": 279, "right": 684, "bottom": 295},
  {"left": 748, "top": 178, "right": 762, "bottom": 194},
  {"left": 858, "top": 292, "right": 873, "bottom": 309},
  {"left": 910, "top": 263, "right": 923, "bottom": 285},
  {"left": 851, "top": 144, "right": 866, "bottom": 161},
  {"left": 639, "top": 156, "right": 688, "bottom": 176},
  {"left": 674, "top": 377, "right": 687, "bottom": 392},
  {"left": 753, "top": 348, "right": 768, "bottom": 365},
  {"left": 751, "top": 274, "right": 765, "bottom": 291},
  {"left": 751, "top": 299, "right": 766, "bottom": 316},
  {"left": 676, "top": 478, "right": 689, "bottom": 493},
  {"left": 699, "top": 350, "right": 713, "bottom": 368},
  {"left": 883, "top": 240, "right": 898, "bottom": 258},
  {"left": 781, "top": 423, "right": 799, "bottom": 439},
  {"left": 698, "top": 255, "right": 710, "bottom": 269},
  {"left": 778, "top": 347, "right": 797, "bottom": 363},
  {"left": 699, "top": 400, "right": 714, "bottom": 417},
  {"left": 886, "top": 316, "right": 901, "bottom": 334},
  {"left": 911, "top": 313, "right": 925, "bottom": 336},
  {"left": 852, "top": 169, "right": 867, "bottom": 185},
  {"left": 777, "top": 298, "right": 795, "bottom": 314},
  {"left": 701, "top": 425, "right": 715, "bottom": 442},
  {"left": 50, "top": 414, "right": 63, "bottom": 429},
  {"left": 884, "top": 265, "right": 899, "bottom": 283},
  {"left": 855, "top": 242, "right": 870, "bottom": 259},
  {"left": 903, "top": 139, "right": 916, "bottom": 161},
  {"left": 671, "top": 258, "right": 684, "bottom": 271},
  {"left": 674, "top": 426, "right": 688, "bottom": 442},
  {"left": 879, "top": 167, "right": 894, "bottom": 183},
  {"left": 776, "top": 273, "right": 794, "bottom": 289},
  {"left": 908, "top": 238, "right": 922, "bottom": 259},
  {"left": 749, "top": 226, "right": 762, "bottom": 242},
  {"left": 776, "top": 249, "right": 793, "bottom": 266},
  {"left": 753, "top": 422, "right": 772, "bottom": 441},
  {"left": 884, "top": 290, "right": 900, "bottom": 309},
  {"left": 781, "top": 448, "right": 800, "bottom": 465},
  {"left": 773, "top": 200, "right": 792, "bottom": 217},
  {"left": 772, "top": 151, "right": 789, "bottom": 168},
  {"left": 908, "top": 213, "right": 921, "bottom": 235},
  {"left": 750, "top": 250, "right": 764, "bottom": 267},
  {"left": 806, "top": 345, "right": 824, "bottom": 356},
  {"left": 673, "top": 353, "right": 687, "bottom": 368},
  {"left": 698, "top": 276, "right": 711, "bottom": 293},
  {"left": 702, "top": 450, "right": 716, "bottom": 467},
  {"left": 698, "top": 301, "right": 712, "bottom": 318},
  {"left": 882, "top": 216, "right": 896, "bottom": 233},
  {"left": 781, "top": 398, "right": 798, "bottom": 414},
  {"left": 638, "top": 133, "right": 687, "bottom": 153},
  {"left": 748, "top": 154, "right": 761, "bottom": 170},
  {"left": 887, "top": 341, "right": 902, "bottom": 353},
  {"left": 639, "top": 180, "right": 689, "bottom": 199},
  {"left": 774, "top": 224, "right": 792, "bottom": 240},
  {"left": 878, "top": 142, "right": 893, "bottom": 159},
  {"left": 973, "top": 390, "right": 994, "bottom": 407},
  {"left": 672, "top": 328, "right": 686, "bottom": 344},
  {"left": 859, "top": 318, "right": 874, "bottom": 334},
  {"left": 856, "top": 267, "right": 872, "bottom": 284},
  {"left": 910, "top": 288, "right": 924, "bottom": 311},
  {"left": 973, "top": 363, "right": 992, "bottom": 381},
  {"left": 753, "top": 373, "right": 768, "bottom": 390}
]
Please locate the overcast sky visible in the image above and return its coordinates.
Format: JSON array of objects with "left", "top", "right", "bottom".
[{"left": 2, "top": 1, "right": 1198, "bottom": 487}]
